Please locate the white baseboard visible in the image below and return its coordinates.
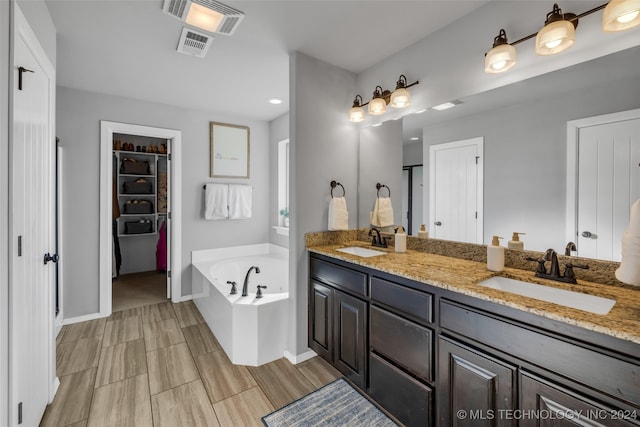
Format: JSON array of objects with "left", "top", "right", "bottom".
[
  {"left": 172, "top": 294, "right": 192, "bottom": 303},
  {"left": 50, "top": 377, "right": 60, "bottom": 403},
  {"left": 63, "top": 312, "right": 106, "bottom": 325},
  {"left": 284, "top": 349, "right": 317, "bottom": 365}
]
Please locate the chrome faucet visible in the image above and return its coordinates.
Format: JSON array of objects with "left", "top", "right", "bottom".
[
  {"left": 368, "top": 227, "right": 389, "bottom": 248},
  {"left": 242, "top": 266, "right": 260, "bottom": 297}
]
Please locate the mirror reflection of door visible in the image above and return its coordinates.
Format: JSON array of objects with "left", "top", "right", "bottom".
[
  {"left": 429, "top": 137, "right": 484, "bottom": 244},
  {"left": 402, "top": 166, "right": 424, "bottom": 235},
  {"left": 576, "top": 116, "right": 640, "bottom": 261}
]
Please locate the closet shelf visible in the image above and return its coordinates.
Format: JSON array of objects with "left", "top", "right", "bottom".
[{"left": 119, "top": 173, "right": 155, "bottom": 178}]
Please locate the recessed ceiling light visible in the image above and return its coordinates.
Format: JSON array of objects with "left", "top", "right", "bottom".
[
  {"left": 268, "top": 98, "right": 283, "bottom": 105},
  {"left": 410, "top": 137, "right": 420, "bottom": 141},
  {"left": 432, "top": 100, "right": 463, "bottom": 111},
  {"left": 415, "top": 109, "right": 427, "bottom": 114},
  {"left": 372, "top": 123, "right": 383, "bottom": 127}
]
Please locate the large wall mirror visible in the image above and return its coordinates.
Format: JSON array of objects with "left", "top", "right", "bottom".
[{"left": 370, "top": 45, "right": 640, "bottom": 261}]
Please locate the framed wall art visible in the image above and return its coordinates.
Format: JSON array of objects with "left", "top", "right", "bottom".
[{"left": 210, "top": 122, "right": 250, "bottom": 178}]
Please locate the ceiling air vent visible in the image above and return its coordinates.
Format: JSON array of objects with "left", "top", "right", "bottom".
[
  {"left": 162, "top": 0, "right": 244, "bottom": 36},
  {"left": 176, "top": 27, "right": 213, "bottom": 58}
]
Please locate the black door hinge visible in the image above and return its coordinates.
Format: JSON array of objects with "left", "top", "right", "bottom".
[
  {"left": 475, "top": 156, "right": 480, "bottom": 164},
  {"left": 18, "top": 402, "right": 22, "bottom": 424},
  {"left": 18, "top": 67, "right": 34, "bottom": 90}
]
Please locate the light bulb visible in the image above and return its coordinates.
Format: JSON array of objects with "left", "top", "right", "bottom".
[
  {"left": 545, "top": 39, "right": 562, "bottom": 49},
  {"left": 618, "top": 9, "right": 639, "bottom": 22},
  {"left": 492, "top": 60, "right": 507, "bottom": 70}
]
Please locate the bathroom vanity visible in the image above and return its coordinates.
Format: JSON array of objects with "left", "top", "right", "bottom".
[{"left": 307, "top": 242, "right": 640, "bottom": 427}]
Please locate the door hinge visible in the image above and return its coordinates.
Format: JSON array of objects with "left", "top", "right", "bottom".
[
  {"left": 475, "top": 156, "right": 480, "bottom": 164},
  {"left": 475, "top": 211, "right": 478, "bottom": 219},
  {"left": 168, "top": 154, "right": 171, "bottom": 161},
  {"left": 18, "top": 67, "right": 34, "bottom": 91},
  {"left": 168, "top": 212, "right": 171, "bottom": 220},
  {"left": 18, "top": 402, "right": 22, "bottom": 424},
  {"left": 18, "top": 236, "right": 22, "bottom": 257},
  {"left": 167, "top": 271, "right": 171, "bottom": 278}
]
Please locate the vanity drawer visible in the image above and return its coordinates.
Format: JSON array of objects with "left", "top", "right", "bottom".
[
  {"left": 370, "top": 306, "right": 433, "bottom": 382},
  {"left": 440, "top": 300, "right": 640, "bottom": 407},
  {"left": 370, "top": 277, "right": 433, "bottom": 325},
  {"left": 369, "top": 352, "right": 432, "bottom": 427},
  {"left": 310, "top": 257, "right": 367, "bottom": 297}
]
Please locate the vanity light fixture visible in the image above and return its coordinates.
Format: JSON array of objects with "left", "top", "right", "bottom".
[
  {"left": 535, "top": 3, "right": 577, "bottom": 55},
  {"left": 348, "top": 75, "right": 419, "bottom": 122},
  {"left": 603, "top": 0, "right": 640, "bottom": 31},
  {"left": 484, "top": 1, "right": 639, "bottom": 73},
  {"left": 485, "top": 29, "right": 517, "bottom": 73},
  {"left": 368, "top": 86, "right": 390, "bottom": 116}
]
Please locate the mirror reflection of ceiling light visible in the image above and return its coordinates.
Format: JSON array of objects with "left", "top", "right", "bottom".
[
  {"left": 268, "top": 98, "right": 283, "bottom": 105},
  {"left": 484, "top": 0, "right": 640, "bottom": 73},
  {"left": 372, "top": 123, "right": 383, "bottom": 127},
  {"left": 415, "top": 109, "right": 427, "bottom": 114},
  {"left": 410, "top": 137, "right": 420, "bottom": 141}
]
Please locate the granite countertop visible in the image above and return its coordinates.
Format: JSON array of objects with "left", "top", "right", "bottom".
[{"left": 308, "top": 240, "right": 640, "bottom": 345}]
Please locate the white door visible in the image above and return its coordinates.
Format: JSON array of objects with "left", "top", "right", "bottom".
[
  {"left": 10, "top": 5, "right": 56, "bottom": 426},
  {"left": 429, "top": 138, "right": 483, "bottom": 244},
  {"left": 577, "top": 118, "right": 640, "bottom": 261},
  {"left": 412, "top": 166, "right": 424, "bottom": 236}
]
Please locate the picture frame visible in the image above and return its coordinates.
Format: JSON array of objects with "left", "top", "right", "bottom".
[{"left": 210, "top": 122, "right": 250, "bottom": 178}]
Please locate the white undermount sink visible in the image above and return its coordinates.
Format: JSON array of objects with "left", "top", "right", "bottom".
[
  {"left": 479, "top": 276, "right": 616, "bottom": 315},
  {"left": 336, "top": 246, "right": 387, "bottom": 258}
]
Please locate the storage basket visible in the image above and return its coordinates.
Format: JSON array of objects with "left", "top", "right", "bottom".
[
  {"left": 123, "top": 200, "right": 153, "bottom": 214},
  {"left": 123, "top": 179, "right": 152, "bottom": 194},
  {"left": 120, "top": 158, "right": 150, "bottom": 175},
  {"left": 124, "top": 221, "right": 153, "bottom": 234}
]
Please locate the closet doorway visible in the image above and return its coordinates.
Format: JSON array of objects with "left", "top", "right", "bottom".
[{"left": 100, "top": 122, "right": 182, "bottom": 317}]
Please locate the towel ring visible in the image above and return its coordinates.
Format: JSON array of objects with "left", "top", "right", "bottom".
[
  {"left": 376, "top": 183, "right": 391, "bottom": 198},
  {"left": 330, "top": 180, "right": 346, "bottom": 198}
]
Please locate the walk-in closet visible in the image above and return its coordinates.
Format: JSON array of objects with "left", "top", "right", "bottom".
[{"left": 112, "top": 132, "right": 170, "bottom": 311}]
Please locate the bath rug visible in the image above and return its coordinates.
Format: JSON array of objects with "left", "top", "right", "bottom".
[{"left": 262, "top": 378, "right": 398, "bottom": 427}]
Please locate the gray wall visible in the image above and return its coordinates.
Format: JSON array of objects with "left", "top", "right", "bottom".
[
  {"left": 422, "top": 73, "right": 640, "bottom": 252},
  {"left": 290, "top": 52, "right": 358, "bottom": 355},
  {"left": 269, "top": 112, "right": 289, "bottom": 248},
  {"left": 16, "top": 0, "right": 56, "bottom": 67},
  {"left": 57, "top": 86, "right": 270, "bottom": 318},
  {"left": 358, "top": 121, "right": 403, "bottom": 228},
  {"left": 403, "top": 142, "right": 422, "bottom": 167}
]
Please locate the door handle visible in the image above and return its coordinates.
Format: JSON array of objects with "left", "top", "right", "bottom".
[
  {"left": 434, "top": 221, "right": 442, "bottom": 226},
  {"left": 581, "top": 231, "right": 593, "bottom": 238},
  {"left": 43, "top": 253, "right": 59, "bottom": 265}
]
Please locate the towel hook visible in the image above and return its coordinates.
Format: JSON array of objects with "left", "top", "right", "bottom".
[
  {"left": 330, "top": 180, "right": 346, "bottom": 198},
  {"left": 376, "top": 183, "right": 391, "bottom": 198}
]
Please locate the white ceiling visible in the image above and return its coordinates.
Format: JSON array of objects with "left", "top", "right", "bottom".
[{"left": 45, "top": 0, "right": 489, "bottom": 122}]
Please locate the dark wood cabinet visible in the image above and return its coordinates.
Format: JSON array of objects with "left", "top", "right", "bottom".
[
  {"left": 334, "top": 290, "right": 367, "bottom": 388},
  {"left": 309, "top": 258, "right": 367, "bottom": 389},
  {"left": 438, "top": 336, "right": 517, "bottom": 426},
  {"left": 520, "top": 372, "right": 638, "bottom": 427},
  {"left": 308, "top": 252, "right": 640, "bottom": 427}
]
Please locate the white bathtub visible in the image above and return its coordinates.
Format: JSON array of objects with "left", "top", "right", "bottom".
[{"left": 191, "top": 244, "right": 288, "bottom": 366}]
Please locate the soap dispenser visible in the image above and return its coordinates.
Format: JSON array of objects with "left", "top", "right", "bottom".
[
  {"left": 395, "top": 226, "right": 407, "bottom": 253},
  {"left": 418, "top": 224, "right": 429, "bottom": 239},
  {"left": 487, "top": 236, "right": 505, "bottom": 272},
  {"left": 508, "top": 232, "right": 526, "bottom": 251}
]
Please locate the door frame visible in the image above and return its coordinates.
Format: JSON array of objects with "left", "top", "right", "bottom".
[
  {"left": 99, "top": 121, "right": 183, "bottom": 317},
  {"left": 565, "top": 108, "right": 640, "bottom": 248},
  {"left": 429, "top": 137, "right": 484, "bottom": 244},
  {"left": 9, "top": 1, "right": 58, "bottom": 420}
]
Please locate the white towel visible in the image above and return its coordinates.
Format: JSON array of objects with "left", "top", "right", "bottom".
[
  {"left": 205, "top": 183, "right": 228, "bottom": 220},
  {"left": 229, "top": 184, "right": 252, "bottom": 219},
  {"left": 370, "top": 197, "right": 394, "bottom": 227},
  {"left": 328, "top": 197, "right": 349, "bottom": 230},
  {"left": 616, "top": 198, "right": 640, "bottom": 286}
]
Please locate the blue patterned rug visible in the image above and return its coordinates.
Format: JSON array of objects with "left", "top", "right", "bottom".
[{"left": 262, "top": 378, "right": 398, "bottom": 426}]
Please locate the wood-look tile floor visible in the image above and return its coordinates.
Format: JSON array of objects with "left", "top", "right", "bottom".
[{"left": 41, "top": 301, "right": 342, "bottom": 427}]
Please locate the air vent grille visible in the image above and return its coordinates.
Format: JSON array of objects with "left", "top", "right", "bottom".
[
  {"left": 192, "top": 0, "right": 242, "bottom": 16},
  {"left": 176, "top": 27, "right": 213, "bottom": 58},
  {"left": 218, "top": 16, "right": 240, "bottom": 35},
  {"left": 166, "top": 0, "right": 188, "bottom": 18}
]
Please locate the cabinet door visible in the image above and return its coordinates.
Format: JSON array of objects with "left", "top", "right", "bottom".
[
  {"left": 520, "top": 372, "right": 638, "bottom": 427},
  {"left": 438, "top": 336, "right": 517, "bottom": 426},
  {"left": 334, "top": 289, "right": 367, "bottom": 389},
  {"left": 309, "top": 281, "right": 333, "bottom": 362}
]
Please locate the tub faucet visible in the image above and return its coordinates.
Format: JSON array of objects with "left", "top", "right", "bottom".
[{"left": 242, "top": 266, "right": 260, "bottom": 297}]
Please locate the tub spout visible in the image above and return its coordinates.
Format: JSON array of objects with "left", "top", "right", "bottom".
[{"left": 242, "top": 266, "right": 260, "bottom": 297}]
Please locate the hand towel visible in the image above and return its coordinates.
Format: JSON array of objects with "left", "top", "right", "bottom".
[
  {"left": 328, "top": 196, "right": 349, "bottom": 230},
  {"left": 376, "top": 197, "right": 394, "bottom": 227},
  {"left": 229, "top": 184, "right": 252, "bottom": 219},
  {"left": 205, "top": 183, "right": 228, "bottom": 220}
]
